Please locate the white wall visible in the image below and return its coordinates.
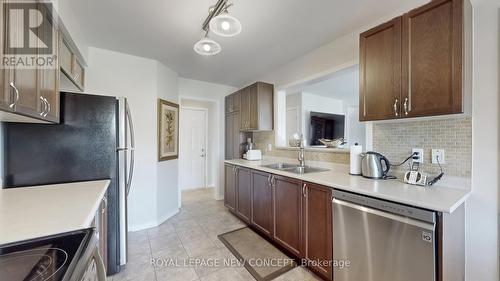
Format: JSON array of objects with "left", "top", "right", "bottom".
[
  {"left": 178, "top": 78, "right": 237, "bottom": 199},
  {"left": 467, "top": 1, "right": 499, "bottom": 280},
  {"left": 86, "top": 47, "right": 180, "bottom": 231}
]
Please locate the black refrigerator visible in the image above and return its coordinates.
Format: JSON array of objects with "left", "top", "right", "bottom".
[{"left": 2, "top": 92, "right": 135, "bottom": 275}]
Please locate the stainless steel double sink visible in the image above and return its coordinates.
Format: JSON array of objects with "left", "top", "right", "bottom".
[{"left": 261, "top": 163, "right": 329, "bottom": 174}]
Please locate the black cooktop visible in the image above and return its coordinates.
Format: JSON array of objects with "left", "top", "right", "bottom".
[{"left": 0, "top": 230, "right": 90, "bottom": 281}]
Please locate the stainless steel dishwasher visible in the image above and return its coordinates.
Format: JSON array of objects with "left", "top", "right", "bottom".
[{"left": 332, "top": 190, "right": 436, "bottom": 281}]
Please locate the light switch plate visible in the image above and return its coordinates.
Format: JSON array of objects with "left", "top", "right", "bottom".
[
  {"left": 432, "top": 149, "right": 445, "bottom": 164},
  {"left": 412, "top": 148, "right": 424, "bottom": 163}
]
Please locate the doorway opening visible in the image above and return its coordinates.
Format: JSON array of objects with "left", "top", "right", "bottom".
[{"left": 179, "top": 98, "right": 218, "bottom": 206}]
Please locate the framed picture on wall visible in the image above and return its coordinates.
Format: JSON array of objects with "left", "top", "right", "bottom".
[{"left": 158, "top": 99, "right": 179, "bottom": 161}]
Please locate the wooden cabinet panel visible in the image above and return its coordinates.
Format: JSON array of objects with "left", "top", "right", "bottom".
[
  {"left": 38, "top": 6, "right": 59, "bottom": 122},
  {"left": 225, "top": 114, "right": 233, "bottom": 159},
  {"left": 251, "top": 170, "right": 273, "bottom": 236},
  {"left": 303, "top": 183, "right": 333, "bottom": 280},
  {"left": 273, "top": 175, "right": 303, "bottom": 257},
  {"left": 232, "top": 112, "right": 242, "bottom": 159},
  {"left": 224, "top": 164, "right": 236, "bottom": 211},
  {"left": 402, "top": 0, "right": 463, "bottom": 117},
  {"left": 248, "top": 84, "right": 258, "bottom": 130},
  {"left": 73, "top": 59, "right": 84, "bottom": 89},
  {"left": 232, "top": 91, "right": 241, "bottom": 112},
  {"left": 59, "top": 39, "right": 72, "bottom": 75},
  {"left": 359, "top": 17, "right": 402, "bottom": 121},
  {"left": 236, "top": 167, "right": 251, "bottom": 223},
  {"left": 240, "top": 87, "right": 250, "bottom": 130}
]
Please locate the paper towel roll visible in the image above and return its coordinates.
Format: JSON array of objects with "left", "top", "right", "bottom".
[{"left": 349, "top": 144, "right": 363, "bottom": 175}]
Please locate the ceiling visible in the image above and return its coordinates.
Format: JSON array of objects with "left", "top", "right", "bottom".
[{"left": 66, "top": 0, "right": 428, "bottom": 87}]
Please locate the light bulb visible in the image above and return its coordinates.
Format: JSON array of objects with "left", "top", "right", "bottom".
[
  {"left": 203, "top": 44, "right": 211, "bottom": 52},
  {"left": 221, "top": 21, "right": 231, "bottom": 31}
]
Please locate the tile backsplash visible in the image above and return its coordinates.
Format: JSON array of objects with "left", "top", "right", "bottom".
[
  {"left": 252, "top": 131, "right": 350, "bottom": 164},
  {"left": 372, "top": 117, "right": 472, "bottom": 178},
  {"left": 251, "top": 117, "right": 472, "bottom": 178}
]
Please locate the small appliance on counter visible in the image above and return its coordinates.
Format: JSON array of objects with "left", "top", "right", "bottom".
[
  {"left": 360, "top": 151, "right": 391, "bottom": 179},
  {"left": 243, "top": 149, "right": 262, "bottom": 161}
]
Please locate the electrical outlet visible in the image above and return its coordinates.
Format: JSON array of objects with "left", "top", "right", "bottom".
[
  {"left": 412, "top": 148, "right": 424, "bottom": 163},
  {"left": 432, "top": 149, "right": 445, "bottom": 164}
]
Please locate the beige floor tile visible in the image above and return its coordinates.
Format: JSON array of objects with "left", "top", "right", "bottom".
[
  {"left": 183, "top": 237, "right": 219, "bottom": 257},
  {"left": 148, "top": 221, "right": 176, "bottom": 239},
  {"left": 155, "top": 266, "right": 199, "bottom": 281},
  {"left": 172, "top": 218, "right": 200, "bottom": 232},
  {"left": 149, "top": 232, "right": 180, "bottom": 250},
  {"left": 271, "top": 266, "right": 322, "bottom": 281},
  {"left": 199, "top": 267, "right": 249, "bottom": 281},
  {"left": 111, "top": 260, "right": 156, "bottom": 281}
]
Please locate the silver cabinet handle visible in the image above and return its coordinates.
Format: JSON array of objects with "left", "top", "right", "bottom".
[
  {"left": 9, "top": 82, "right": 19, "bottom": 109},
  {"left": 302, "top": 183, "right": 307, "bottom": 197},
  {"left": 43, "top": 98, "right": 50, "bottom": 117},
  {"left": 403, "top": 97, "right": 409, "bottom": 116},
  {"left": 271, "top": 175, "right": 276, "bottom": 187},
  {"left": 39, "top": 96, "right": 47, "bottom": 116},
  {"left": 73, "top": 73, "right": 80, "bottom": 81},
  {"left": 393, "top": 99, "right": 399, "bottom": 117},
  {"left": 267, "top": 174, "right": 272, "bottom": 187}
]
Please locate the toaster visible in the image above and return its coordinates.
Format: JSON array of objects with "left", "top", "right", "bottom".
[{"left": 244, "top": 150, "right": 262, "bottom": 161}]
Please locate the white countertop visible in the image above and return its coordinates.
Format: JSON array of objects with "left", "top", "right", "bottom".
[
  {"left": 225, "top": 159, "right": 470, "bottom": 213},
  {"left": 0, "top": 180, "right": 110, "bottom": 246}
]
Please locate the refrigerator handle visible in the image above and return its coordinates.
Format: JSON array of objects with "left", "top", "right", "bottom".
[{"left": 125, "top": 101, "right": 135, "bottom": 197}]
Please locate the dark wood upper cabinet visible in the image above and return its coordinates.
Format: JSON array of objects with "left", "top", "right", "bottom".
[
  {"left": 225, "top": 90, "right": 241, "bottom": 113},
  {"left": 225, "top": 112, "right": 243, "bottom": 160},
  {"left": 402, "top": 0, "right": 464, "bottom": 117},
  {"left": 359, "top": 17, "right": 402, "bottom": 121},
  {"left": 251, "top": 170, "right": 273, "bottom": 236},
  {"left": 240, "top": 82, "right": 274, "bottom": 131},
  {"left": 272, "top": 175, "right": 303, "bottom": 257},
  {"left": 303, "top": 183, "right": 333, "bottom": 281},
  {"left": 224, "top": 164, "right": 237, "bottom": 212},
  {"left": 236, "top": 167, "right": 251, "bottom": 223},
  {"left": 360, "top": 0, "right": 471, "bottom": 121}
]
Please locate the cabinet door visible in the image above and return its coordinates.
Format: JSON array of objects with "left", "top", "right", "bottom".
[
  {"left": 273, "top": 175, "right": 303, "bottom": 256},
  {"left": 303, "top": 183, "right": 333, "bottom": 280},
  {"left": 402, "top": 0, "right": 463, "bottom": 117},
  {"left": 7, "top": 6, "right": 39, "bottom": 117},
  {"left": 251, "top": 170, "right": 273, "bottom": 236},
  {"left": 72, "top": 58, "right": 84, "bottom": 90},
  {"left": 225, "top": 114, "right": 233, "bottom": 159},
  {"left": 224, "top": 164, "right": 236, "bottom": 211},
  {"left": 240, "top": 87, "right": 250, "bottom": 130},
  {"left": 232, "top": 112, "right": 241, "bottom": 159},
  {"left": 38, "top": 5, "right": 59, "bottom": 122},
  {"left": 59, "top": 37, "right": 73, "bottom": 76},
  {"left": 232, "top": 91, "right": 241, "bottom": 112},
  {"left": 236, "top": 167, "right": 251, "bottom": 223},
  {"left": 359, "top": 17, "right": 402, "bottom": 121},
  {"left": 248, "top": 84, "right": 259, "bottom": 130}
]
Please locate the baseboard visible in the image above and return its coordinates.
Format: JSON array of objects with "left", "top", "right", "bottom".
[{"left": 128, "top": 208, "right": 179, "bottom": 232}]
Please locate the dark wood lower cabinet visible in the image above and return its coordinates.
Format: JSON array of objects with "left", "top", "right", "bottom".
[
  {"left": 236, "top": 167, "right": 251, "bottom": 223},
  {"left": 224, "top": 164, "right": 236, "bottom": 212},
  {"left": 272, "top": 175, "right": 303, "bottom": 257},
  {"left": 251, "top": 170, "right": 273, "bottom": 236},
  {"left": 303, "top": 183, "right": 333, "bottom": 280}
]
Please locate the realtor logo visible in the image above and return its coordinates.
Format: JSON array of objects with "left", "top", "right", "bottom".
[{"left": 2, "top": 2, "right": 56, "bottom": 69}]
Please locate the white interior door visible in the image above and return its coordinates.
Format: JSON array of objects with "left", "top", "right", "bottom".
[{"left": 180, "top": 108, "right": 207, "bottom": 190}]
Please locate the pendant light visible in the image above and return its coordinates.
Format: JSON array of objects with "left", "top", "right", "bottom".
[
  {"left": 209, "top": 11, "right": 242, "bottom": 37},
  {"left": 193, "top": 35, "right": 221, "bottom": 56}
]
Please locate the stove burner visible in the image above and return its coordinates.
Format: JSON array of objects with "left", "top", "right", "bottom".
[{"left": 0, "top": 247, "right": 68, "bottom": 281}]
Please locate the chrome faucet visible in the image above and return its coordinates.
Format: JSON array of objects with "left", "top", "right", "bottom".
[{"left": 298, "top": 135, "right": 306, "bottom": 168}]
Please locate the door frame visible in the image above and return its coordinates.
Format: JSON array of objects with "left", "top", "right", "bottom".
[{"left": 179, "top": 106, "right": 208, "bottom": 191}]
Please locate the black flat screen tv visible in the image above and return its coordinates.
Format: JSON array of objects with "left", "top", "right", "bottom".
[{"left": 309, "top": 112, "right": 345, "bottom": 145}]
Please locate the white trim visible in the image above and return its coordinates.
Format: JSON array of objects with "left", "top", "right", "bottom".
[{"left": 128, "top": 208, "right": 179, "bottom": 232}]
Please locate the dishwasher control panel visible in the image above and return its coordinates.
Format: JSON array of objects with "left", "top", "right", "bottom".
[{"left": 332, "top": 190, "right": 436, "bottom": 223}]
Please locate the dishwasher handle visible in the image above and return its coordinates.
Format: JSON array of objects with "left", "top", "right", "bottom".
[{"left": 332, "top": 198, "right": 435, "bottom": 231}]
